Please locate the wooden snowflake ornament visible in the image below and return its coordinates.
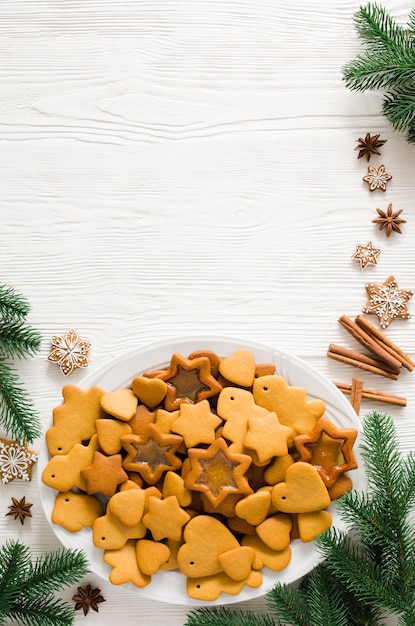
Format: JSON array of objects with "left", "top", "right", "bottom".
[{"left": 48, "top": 328, "right": 91, "bottom": 376}]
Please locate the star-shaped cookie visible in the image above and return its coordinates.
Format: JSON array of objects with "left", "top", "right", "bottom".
[
  {"left": 155, "top": 353, "right": 222, "bottom": 411},
  {"left": 293, "top": 416, "right": 358, "bottom": 488},
  {"left": 243, "top": 412, "right": 292, "bottom": 464},
  {"left": 171, "top": 399, "right": 222, "bottom": 448},
  {"left": 352, "top": 241, "right": 381, "bottom": 270},
  {"left": 142, "top": 495, "right": 191, "bottom": 541},
  {"left": 121, "top": 423, "right": 183, "bottom": 484},
  {"left": 184, "top": 437, "right": 252, "bottom": 507},
  {"left": 81, "top": 451, "right": 128, "bottom": 497},
  {"left": 363, "top": 275, "right": 413, "bottom": 328}
]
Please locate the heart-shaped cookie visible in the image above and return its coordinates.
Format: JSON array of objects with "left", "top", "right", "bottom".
[
  {"left": 136, "top": 539, "right": 171, "bottom": 575},
  {"left": 271, "top": 461, "right": 331, "bottom": 513},
  {"left": 108, "top": 488, "right": 145, "bottom": 527},
  {"left": 218, "top": 546, "right": 255, "bottom": 581},
  {"left": 219, "top": 348, "right": 256, "bottom": 387},
  {"left": 132, "top": 376, "right": 168, "bottom": 410},
  {"left": 234, "top": 490, "right": 271, "bottom": 526},
  {"left": 256, "top": 513, "right": 292, "bottom": 551},
  {"left": 177, "top": 515, "right": 240, "bottom": 578},
  {"left": 297, "top": 510, "right": 332, "bottom": 542},
  {"left": 95, "top": 418, "right": 132, "bottom": 455},
  {"left": 100, "top": 388, "right": 138, "bottom": 421},
  {"left": 241, "top": 535, "right": 292, "bottom": 571}
]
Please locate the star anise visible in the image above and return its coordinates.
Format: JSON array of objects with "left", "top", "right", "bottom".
[
  {"left": 6, "top": 496, "right": 33, "bottom": 525},
  {"left": 373, "top": 203, "right": 406, "bottom": 237},
  {"left": 72, "top": 584, "right": 105, "bottom": 616},
  {"left": 355, "top": 132, "right": 387, "bottom": 161}
]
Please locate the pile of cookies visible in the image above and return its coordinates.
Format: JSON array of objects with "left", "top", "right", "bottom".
[{"left": 42, "top": 347, "right": 358, "bottom": 601}]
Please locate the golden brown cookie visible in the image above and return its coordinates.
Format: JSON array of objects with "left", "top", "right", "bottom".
[
  {"left": 177, "top": 515, "right": 240, "bottom": 578},
  {"left": 271, "top": 462, "right": 331, "bottom": 513},
  {"left": 47, "top": 385, "right": 105, "bottom": 456},
  {"left": 297, "top": 510, "right": 332, "bottom": 542},
  {"left": 142, "top": 495, "right": 191, "bottom": 541},
  {"left": 51, "top": 491, "right": 102, "bottom": 532},
  {"left": 131, "top": 376, "right": 168, "bottom": 410},
  {"left": 121, "top": 423, "right": 183, "bottom": 485},
  {"left": 104, "top": 540, "right": 151, "bottom": 588},
  {"left": 218, "top": 348, "right": 256, "bottom": 387},
  {"left": 81, "top": 451, "right": 128, "bottom": 497},
  {"left": 253, "top": 375, "right": 326, "bottom": 436},
  {"left": 171, "top": 399, "right": 222, "bottom": 448},
  {"left": 42, "top": 434, "right": 99, "bottom": 492},
  {"left": 100, "top": 388, "right": 138, "bottom": 422},
  {"left": 155, "top": 353, "right": 222, "bottom": 411},
  {"left": 95, "top": 418, "right": 132, "bottom": 455},
  {"left": 184, "top": 437, "right": 252, "bottom": 507},
  {"left": 216, "top": 387, "right": 269, "bottom": 453},
  {"left": 293, "top": 416, "right": 358, "bottom": 488}
]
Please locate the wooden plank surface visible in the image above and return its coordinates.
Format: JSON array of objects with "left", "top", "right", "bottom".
[{"left": 1, "top": 1, "right": 414, "bottom": 623}]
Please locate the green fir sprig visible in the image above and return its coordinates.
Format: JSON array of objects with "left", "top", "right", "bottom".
[
  {"left": 342, "top": 3, "right": 415, "bottom": 142},
  {"left": 185, "top": 412, "right": 415, "bottom": 626},
  {"left": 0, "top": 540, "right": 88, "bottom": 626},
  {"left": 0, "top": 284, "right": 42, "bottom": 443}
]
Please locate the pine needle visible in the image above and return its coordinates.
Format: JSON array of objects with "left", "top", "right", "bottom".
[
  {"left": 0, "top": 361, "right": 42, "bottom": 443},
  {"left": 0, "top": 541, "right": 88, "bottom": 626},
  {"left": 0, "top": 284, "right": 31, "bottom": 322},
  {"left": 182, "top": 411, "right": 415, "bottom": 625},
  {"left": 0, "top": 320, "right": 42, "bottom": 360},
  {"left": 342, "top": 2, "right": 415, "bottom": 142},
  {"left": 266, "top": 583, "right": 309, "bottom": 626},
  {"left": 184, "top": 606, "right": 276, "bottom": 626},
  {"left": 352, "top": 3, "right": 411, "bottom": 52},
  {"left": 20, "top": 548, "right": 89, "bottom": 598}
]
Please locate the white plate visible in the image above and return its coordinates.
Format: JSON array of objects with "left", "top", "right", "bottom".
[{"left": 38, "top": 336, "right": 364, "bottom": 606}]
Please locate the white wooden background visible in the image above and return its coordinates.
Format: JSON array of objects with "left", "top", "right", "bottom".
[{"left": 1, "top": 1, "right": 414, "bottom": 624}]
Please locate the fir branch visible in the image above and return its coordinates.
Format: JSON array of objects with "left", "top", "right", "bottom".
[
  {"left": 7, "top": 596, "right": 78, "bottom": 626},
  {"left": 342, "top": 49, "right": 415, "bottom": 92},
  {"left": 19, "top": 548, "right": 89, "bottom": 598},
  {"left": 336, "top": 490, "right": 397, "bottom": 546},
  {"left": 298, "top": 564, "right": 349, "bottom": 626},
  {"left": 409, "top": 9, "right": 415, "bottom": 35},
  {"left": 266, "top": 582, "right": 309, "bottom": 626},
  {"left": 0, "top": 361, "right": 42, "bottom": 443},
  {"left": 0, "top": 541, "right": 31, "bottom": 619},
  {"left": 352, "top": 3, "right": 411, "bottom": 53},
  {"left": 184, "top": 606, "right": 276, "bottom": 626},
  {"left": 361, "top": 412, "right": 411, "bottom": 516},
  {"left": 0, "top": 320, "right": 42, "bottom": 360},
  {"left": 185, "top": 412, "right": 414, "bottom": 625},
  {"left": 0, "top": 541, "right": 88, "bottom": 626},
  {"left": 342, "top": 3, "right": 415, "bottom": 141},
  {"left": 0, "top": 284, "right": 31, "bottom": 322},
  {"left": 383, "top": 89, "right": 415, "bottom": 132},
  {"left": 317, "top": 530, "right": 410, "bottom": 615}
]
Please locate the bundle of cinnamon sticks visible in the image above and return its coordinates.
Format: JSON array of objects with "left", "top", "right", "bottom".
[
  {"left": 328, "top": 314, "right": 414, "bottom": 380},
  {"left": 334, "top": 378, "right": 407, "bottom": 414}
]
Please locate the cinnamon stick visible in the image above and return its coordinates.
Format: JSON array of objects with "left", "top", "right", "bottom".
[
  {"left": 354, "top": 315, "right": 415, "bottom": 372},
  {"left": 350, "top": 377, "right": 363, "bottom": 414},
  {"left": 327, "top": 344, "right": 399, "bottom": 380},
  {"left": 334, "top": 381, "right": 407, "bottom": 407},
  {"left": 338, "top": 315, "right": 401, "bottom": 374}
]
